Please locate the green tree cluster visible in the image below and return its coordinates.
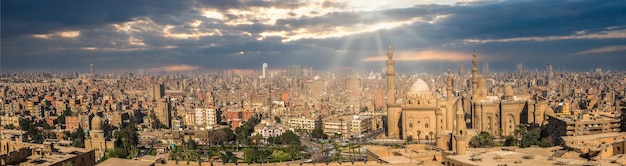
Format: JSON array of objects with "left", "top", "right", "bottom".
[
  {"left": 469, "top": 131, "right": 500, "bottom": 148},
  {"left": 110, "top": 124, "right": 139, "bottom": 159},
  {"left": 235, "top": 116, "right": 260, "bottom": 145},
  {"left": 520, "top": 126, "right": 552, "bottom": 148},
  {"left": 20, "top": 119, "right": 43, "bottom": 143},
  {"left": 69, "top": 126, "right": 85, "bottom": 148},
  {"left": 311, "top": 126, "right": 327, "bottom": 139},
  {"left": 267, "top": 130, "right": 300, "bottom": 145}
]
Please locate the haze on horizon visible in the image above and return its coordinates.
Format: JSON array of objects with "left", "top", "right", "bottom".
[{"left": 2, "top": 0, "right": 626, "bottom": 73}]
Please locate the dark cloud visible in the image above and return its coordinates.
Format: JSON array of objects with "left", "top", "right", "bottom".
[
  {"left": 0, "top": 0, "right": 192, "bottom": 37},
  {"left": 2, "top": 0, "right": 626, "bottom": 73}
]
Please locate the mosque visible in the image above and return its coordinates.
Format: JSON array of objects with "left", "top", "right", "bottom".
[{"left": 384, "top": 46, "right": 551, "bottom": 155}]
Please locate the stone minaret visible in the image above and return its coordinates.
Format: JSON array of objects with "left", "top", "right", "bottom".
[
  {"left": 471, "top": 50, "right": 478, "bottom": 94},
  {"left": 454, "top": 102, "right": 467, "bottom": 155},
  {"left": 386, "top": 45, "right": 396, "bottom": 106},
  {"left": 386, "top": 45, "right": 402, "bottom": 139}
]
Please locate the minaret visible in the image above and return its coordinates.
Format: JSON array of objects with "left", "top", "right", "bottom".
[
  {"left": 386, "top": 45, "right": 396, "bottom": 105},
  {"left": 386, "top": 45, "right": 401, "bottom": 139},
  {"left": 471, "top": 50, "right": 478, "bottom": 93},
  {"left": 447, "top": 69, "right": 453, "bottom": 101},
  {"left": 435, "top": 96, "right": 446, "bottom": 149},
  {"left": 454, "top": 102, "right": 467, "bottom": 155}
]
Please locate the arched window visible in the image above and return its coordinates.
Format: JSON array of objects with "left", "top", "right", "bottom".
[
  {"left": 409, "top": 123, "right": 413, "bottom": 128},
  {"left": 425, "top": 123, "right": 429, "bottom": 128}
]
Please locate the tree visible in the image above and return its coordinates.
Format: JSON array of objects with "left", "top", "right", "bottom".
[
  {"left": 274, "top": 116, "right": 281, "bottom": 124},
  {"left": 278, "top": 130, "right": 300, "bottom": 145},
  {"left": 417, "top": 130, "right": 422, "bottom": 143},
  {"left": 186, "top": 137, "right": 198, "bottom": 150},
  {"left": 70, "top": 126, "right": 85, "bottom": 148},
  {"left": 107, "top": 147, "right": 130, "bottom": 159},
  {"left": 223, "top": 128, "right": 236, "bottom": 142},
  {"left": 429, "top": 131, "right": 434, "bottom": 142},
  {"left": 469, "top": 131, "right": 498, "bottom": 148},
  {"left": 113, "top": 124, "right": 139, "bottom": 158},
  {"left": 521, "top": 128, "right": 552, "bottom": 148},
  {"left": 311, "top": 127, "right": 326, "bottom": 139},
  {"left": 503, "top": 135, "right": 517, "bottom": 146},
  {"left": 406, "top": 135, "right": 413, "bottom": 144}
]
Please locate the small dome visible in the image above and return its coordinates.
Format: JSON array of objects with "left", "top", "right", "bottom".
[
  {"left": 504, "top": 84, "right": 514, "bottom": 97},
  {"left": 408, "top": 79, "right": 431, "bottom": 97},
  {"left": 91, "top": 115, "right": 103, "bottom": 131}
]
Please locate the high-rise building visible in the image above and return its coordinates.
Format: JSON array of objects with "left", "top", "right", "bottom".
[
  {"left": 155, "top": 97, "right": 172, "bottom": 128},
  {"left": 483, "top": 62, "right": 489, "bottom": 74},
  {"left": 148, "top": 83, "right": 165, "bottom": 100},
  {"left": 90, "top": 64, "right": 94, "bottom": 75},
  {"left": 194, "top": 108, "right": 217, "bottom": 129},
  {"left": 287, "top": 65, "right": 302, "bottom": 77},
  {"left": 262, "top": 63, "right": 268, "bottom": 79}
]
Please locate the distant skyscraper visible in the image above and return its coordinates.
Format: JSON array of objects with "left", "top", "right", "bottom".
[
  {"left": 483, "top": 62, "right": 489, "bottom": 74},
  {"left": 149, "top": 83, "right": 165, "bottom": 100},
  {"left": 517, "top": 63, "right": 523, "bottom": 75},
  {"left": 262, "top": 63, "right": 268, "bottom": 79},
  {"left": 90, "top": 64, "right": 94, "bottom": 75},
  {"left": 287, "top": 65, "right": 302, "bottom": 77},
  {"left": 546, "top": 64, "right": 553, "bottom": 78}
]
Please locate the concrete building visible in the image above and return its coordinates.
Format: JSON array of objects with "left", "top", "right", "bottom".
[
  {"left": 350, "top": 115, "right": 372, "bottom": 137},
  {"left": 194, "top": 108, "right": 217, "bottom": 129},
  {"left": 547, "top": 113, "right": 620, "bottom": 137},
  {"left": 288, "top": 117, "right": 316, "bottom": 133},
  {"left": 154, "top": 97, "right": 172, "bottom": 128},
  {"left": 65, "top": 116, "right": 81, "bottom": 131},
  {"left": 324, "top": 120, "right": 349, "bottom": 136},
  {"left": 1, "top": 140, "right": 96, "bottom": 166}
]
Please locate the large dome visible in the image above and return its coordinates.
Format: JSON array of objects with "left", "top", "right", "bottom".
[
  {"left": 91, "top": 115, "right": 103, "bottom": 131},
  {"left": 478, "top": 76, "right": 487, "bottom": 90},
  {"left": 503, "top": 84, "right": 514, "bottom": 97},
  {"left": 408, "top": 79, "right": 431, "bottom": 97}
]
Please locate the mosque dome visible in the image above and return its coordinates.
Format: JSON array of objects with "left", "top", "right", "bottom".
[
  {"left": 408, "top": 79, "right": 431, "bottom": 97},
  {"left": 91, "top": 115, "right": 103, "bottom": 131},
  {"left": 477, "top": 76, "right": 487, "bottom": 90},
  {"left": 504, "top": 84, "right": 514, "bottom": 97}
]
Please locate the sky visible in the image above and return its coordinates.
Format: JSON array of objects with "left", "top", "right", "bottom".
[{"left": 2, "top": 0, "right": 626, "bottom": 73}]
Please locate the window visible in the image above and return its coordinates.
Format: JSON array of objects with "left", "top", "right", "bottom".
[
  {"left": 425, "top": 123, "right": 429, "bottom": 128},
  {"left": 409, "top": 123, "right": 413, "bottom": 128}
]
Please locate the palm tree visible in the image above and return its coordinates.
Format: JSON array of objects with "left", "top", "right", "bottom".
[{"left": 417, "top": 130, "right": 422, "bottom": 143}]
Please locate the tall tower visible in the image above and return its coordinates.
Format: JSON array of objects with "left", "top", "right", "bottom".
[
  {"left": 471, "top": 50, "right": 478, "bottom": 93},
  {"left": 90, "top": 64, "right": 95, "bottom": 75},
  {"left": 155, "top": 97, "right": 172, "bottom": 128},
  {"left": 386, "top": 45, "right": 402, "bottom": 139},
  {"left": 453, "top": 102, "right": 467, "bottom": 155},
  {"left": 262, "top": 63, "right": 268, "bottom": 79},
  {"left": 446, "top": 69, "right": 453, "bottom": 100},
  {"left": 386, "top": 45, "right": 396, "bottom": 105}
]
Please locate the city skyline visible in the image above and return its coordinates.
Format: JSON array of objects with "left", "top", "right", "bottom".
[{"left": 2, "top": 0, "right": 626, "bottom": 73}]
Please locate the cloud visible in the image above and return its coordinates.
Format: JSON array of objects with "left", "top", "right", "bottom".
[
  {"left": 362, "top": 50, "right": 472, "bottom": 62},
  {"left": 2, "top": 0, "right": 626, "bottom": 72},
  {"left": 148, "top": 64, "right": 200, "bottom": 72},
  {"left": 575, "top": 45, "right": 626, "bottom": 55},
  {"left": 463, "top": 30, "right": 626, "bottom": 44}
]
